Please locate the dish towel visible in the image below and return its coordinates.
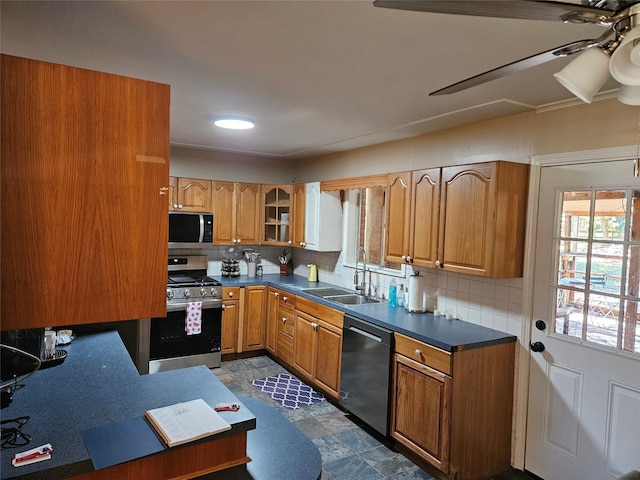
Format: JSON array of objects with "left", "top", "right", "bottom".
[{"left": 185, "top": 301, "right": 202, "bottom": 335}]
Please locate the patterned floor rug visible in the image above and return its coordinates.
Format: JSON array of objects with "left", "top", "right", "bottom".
[{"left": 251, "top": 373, "right": 324, "bottom": 410}]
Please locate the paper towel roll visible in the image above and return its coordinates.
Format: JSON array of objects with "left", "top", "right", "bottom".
[{"left": 408, "top": 274, "right": 426, "bottom": 312}]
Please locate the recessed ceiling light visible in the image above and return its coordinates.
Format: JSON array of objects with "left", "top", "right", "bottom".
[{"left": 213, "top": 116, "right": 255, "bottom": 130}]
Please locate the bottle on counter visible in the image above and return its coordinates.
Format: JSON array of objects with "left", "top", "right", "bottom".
[
  {"left": 397, "top": 284, "right": 404, "bottom": 308},
  {"left": 403, "top": 286, "right": 409, "bottom": 310},
  {"left": 388, "top": 279, "right": 397, "bottom": 308}
]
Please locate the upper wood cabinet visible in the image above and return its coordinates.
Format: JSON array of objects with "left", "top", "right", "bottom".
[
  {"left": 438, "top": 161, "right": 528, "bottom": 278},
  {"left": 385, "top": 161, "right": 529, "bottom": 278},
  {"left": 292, "top": 183, "right": 306, "bottom": 248},
  {"left": 169, "top": 177, "right": 212, "bottom": 212},
  {"left": 213, "top": 181, "right": 261, "bottom": 245},
  {"left": 385, "top": 172, "right": 412, "bottom": 264},
  {"left": 1, "top": 55, "right": 169, "bottom": 330},
  {"left": 262, "top": 184, "right": 293, "bottom": 246}
]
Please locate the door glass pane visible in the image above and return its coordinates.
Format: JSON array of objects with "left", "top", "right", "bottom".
[
  {"left": 554, "top": 187, "right": 639, "bottom": 354},
  {"left": 560, "top": 191, "right": 591, "bottom": 239}
]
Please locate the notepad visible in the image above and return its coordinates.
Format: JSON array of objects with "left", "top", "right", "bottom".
[{"left": 145, "top": 398, "right": 231, "bottom": 447}]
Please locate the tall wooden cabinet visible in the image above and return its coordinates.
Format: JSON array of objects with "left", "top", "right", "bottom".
[
  {"left": 221, "top": 287, "right": 241, "bottom": 354},
  {"left": 1, "top": 54, "right": 169, "bottom": 330},
  {"left": 385, "top": 161, "right": 529, "bottom": 278},
  {"left": 169, "top": 177, "right": 212, "bottom": 212},
  {"left": 213, "top": 181, "right": 261, "bottom": 245}
]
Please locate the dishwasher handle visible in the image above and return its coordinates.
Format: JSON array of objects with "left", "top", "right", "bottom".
[
  {"left": 348, "top": 325, "right": 382, "bottom": 342},
  {"left": 343, "top": 315, "right": 393, "bottom": 346}
]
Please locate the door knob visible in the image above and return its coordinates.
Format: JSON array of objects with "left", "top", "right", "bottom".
[
  {"left": 530, "top": 341, "right": 546, "bottom": 353},
  {"left": 535, "top": 320, "right": 546, "bottom": 331}
]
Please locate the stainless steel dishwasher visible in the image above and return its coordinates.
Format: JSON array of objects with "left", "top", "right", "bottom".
[{"left": 340, "top": 315, "right": 393, "bottom": 436}]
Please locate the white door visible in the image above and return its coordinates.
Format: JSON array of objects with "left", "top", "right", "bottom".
[{"left": 526, "top": 160, "right": 640, "bottom": 480}]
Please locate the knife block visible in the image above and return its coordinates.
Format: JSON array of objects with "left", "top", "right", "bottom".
[{"left": 279, "top": 261, "right": 292, "bottom": 276}]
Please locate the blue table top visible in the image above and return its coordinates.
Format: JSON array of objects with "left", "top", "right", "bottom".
[
  {"left": 0, "top": 331, "right": 255, "bottom": 479},
  {"left": 218, "top": 274, "right": 516, "bottom": 352}
]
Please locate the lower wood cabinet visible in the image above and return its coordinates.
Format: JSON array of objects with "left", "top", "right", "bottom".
[
  {"left": 222, "top": 286, "right": 266, "bottom": 354},
  {"left": 393, "top": 354, "right": 452, "bottom": 473},
  {"left": 293, "top": 297, "right": 343, "bottom": 399},
  {"left": 391, "top": 333, "right": 515, "bottom": 480},
  {"left": 221, "top": 287, "right": 240, "bottom": 354},
  {"left": 241, "top": 285, "right": 266, "bottom": 351}
]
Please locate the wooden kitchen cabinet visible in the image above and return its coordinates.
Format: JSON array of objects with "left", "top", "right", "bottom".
[
  {"left": 385, "top": 161, "right": 529, "bottom": 278},
  {"left": 169, "top": 176, "right": 212, "bottom": 212},
  {"left": 1, "top": 55, "right": 169, "bottom": 330},
  {"left": 241, "top": 285, "right": 266, "bottom": 351},
  {"left": 262, "top": 184, "right": 293, "bottom": 245},
  {"left": 221, "top": 287, "right": 241, "bottom": 354},
  {"left": 292, "top": 183, "right": 306, "bottom": 248},
  {"left": 385, "top": 172, "right": 412, "bottom": 264},
  {"left": 391, "top": 333, "right": 515, "bottom": 480},
  {"left": 293, "top": 297, "right": 343, "bottom": 399},
  {"left": 266, "top": 288, "right": 296, "bottom": 365},
  {"left": 213, "top": 181, "right": 261, "bottom": 245}
]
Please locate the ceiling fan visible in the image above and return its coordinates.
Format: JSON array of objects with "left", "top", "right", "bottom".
[{"left": 373, "top": 0, "right": 640, "bottom": 104}]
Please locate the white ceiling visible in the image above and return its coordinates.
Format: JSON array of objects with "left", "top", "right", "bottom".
[{"left": 1, "top": 0, "right": 616, "bottom": 160}]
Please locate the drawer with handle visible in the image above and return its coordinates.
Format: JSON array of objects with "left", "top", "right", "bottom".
[{"left": 394, "top": 333, "right": 451, "bottom": 375}]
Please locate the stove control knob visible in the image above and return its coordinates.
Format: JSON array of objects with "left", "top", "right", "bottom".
[
  {"left": 200, "top": 288, "right": 206, "bottom": 296},
  {"left": 183, "top": 289, "right": 191, "bottom": 299},
  {"left": 210, "top": 287, "right": 218, "bottom": 296},
  {"left": 166, "top": 289, "right": 173, "bottom": 301}
]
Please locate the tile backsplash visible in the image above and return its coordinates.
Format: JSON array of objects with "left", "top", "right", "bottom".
[{"left": 178, "top": 245, "right": 524, "bottom": 338}]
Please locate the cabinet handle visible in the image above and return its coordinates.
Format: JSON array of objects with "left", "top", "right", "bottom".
[
  {"left": 222, "top": 304, "right": 226, "bottom": 310},
  {"left": 228, "top": 292, "right": 234, "bottom": 298},
  {"left": 406, "top": 256, "right": 413, "bottom": 263},
  {"left": 178, "top": 204, "right": 183, "bottom": 209},
  {"left": 415, "top": 349, "right": 422, "bottom": 356},
  {"left": 173, "top": 204, "right": 178, "bottom": 208},
  {"left": 274, "top": 292, "right": 279, "bottom": 298},
  {"left": 282, "top": 296, "right": 288, "bottom": 303},
  {"left": 236, "top": 239, "right": 241, "bottom": 244},
  {"left": 282, "top": 317, "right": 287, "bottom": 323},
  {"left": 401, "top": 255, "right": 406, "bottom": 261},
  {"left": 312, "top": 322, "right": 318, "bottom": 330},
  {"left": 288, "top": 240, "right": 292, "bottom": 245},
  {"left": 435, "top": 260, "right": 441, "bottom": 267}
]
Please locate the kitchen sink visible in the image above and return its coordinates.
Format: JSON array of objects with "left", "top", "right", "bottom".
[
  {"left": 323, "top": 294, "right": 380, "bottom": 305},
  {"left": 301, "top": 287, "right": 354, "bottom": 298}
]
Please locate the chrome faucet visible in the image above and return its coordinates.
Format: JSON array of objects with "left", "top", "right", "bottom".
[{"left": 354, "top": 247, "right": 367, "bottom": 294}]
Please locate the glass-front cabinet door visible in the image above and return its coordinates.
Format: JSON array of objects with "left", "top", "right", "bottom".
[{"left": 263, "top": 184, "right": 293, "bottom": 245}]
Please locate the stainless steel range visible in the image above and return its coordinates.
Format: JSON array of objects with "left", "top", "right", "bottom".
[{"left": 138, "top": 255, "right": 223, "bottom": 374}]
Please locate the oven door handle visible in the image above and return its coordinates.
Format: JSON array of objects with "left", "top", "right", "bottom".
[{"left": 166, "top": 299, "right": 222, "bottom": 312}]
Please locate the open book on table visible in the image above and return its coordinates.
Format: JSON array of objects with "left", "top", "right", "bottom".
[{"left": 145, "top": 398, "right": 231, "bottom": 448}]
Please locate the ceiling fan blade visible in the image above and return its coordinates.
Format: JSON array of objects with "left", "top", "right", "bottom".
[
  {"left": 373, "top": 1, "right": 616, "bottom": 22},
  {"left": 429, "top": 39, "right": 598, "bottom": 96}
]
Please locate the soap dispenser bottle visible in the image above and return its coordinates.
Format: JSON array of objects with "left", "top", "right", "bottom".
[{"left": 388, "top": 279, "right": 397, "bottom": 307}]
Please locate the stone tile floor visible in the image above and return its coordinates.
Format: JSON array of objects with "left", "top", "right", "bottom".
[{"left": 214, "top": 356, "right": 536, "bottom": 480}]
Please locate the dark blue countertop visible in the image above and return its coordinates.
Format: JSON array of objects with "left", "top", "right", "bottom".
[
  {"left": 0, "top": 331, "right": 255, "bottom": 479},
  {"left": 218, "top": 274, "right": 516, "bottom": 352}
]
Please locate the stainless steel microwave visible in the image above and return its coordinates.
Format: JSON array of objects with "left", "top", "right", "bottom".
[{"left": 168, "top": 212, "right": 213, "bottom": 248}]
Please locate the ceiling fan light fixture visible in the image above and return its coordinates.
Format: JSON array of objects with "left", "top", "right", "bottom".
[
  {"left": 553, "top": 47, "right": 611, "bottom": 103},
  {"left": 609, "top": 25, "right": 640, "bottom": 86},
  {"left": 213, "top": 116, "right": 255, "bottom": 130}
]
